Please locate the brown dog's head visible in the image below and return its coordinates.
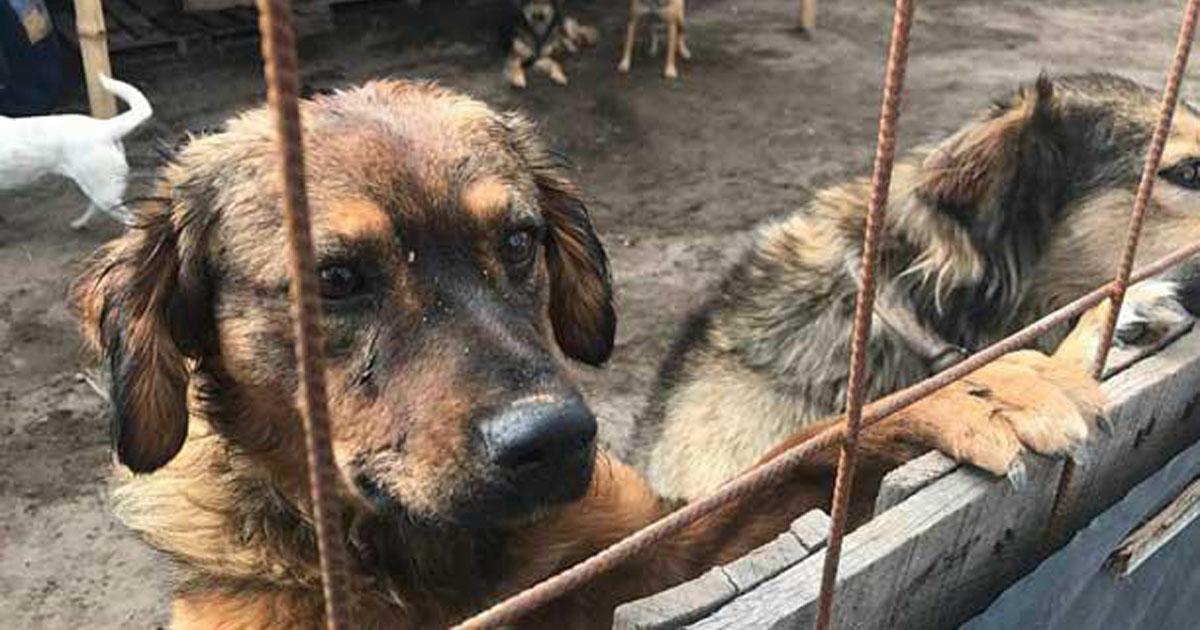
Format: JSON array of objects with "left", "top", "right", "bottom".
[{"left": 73, "top": 81, "right": 615, "bottom": 527}]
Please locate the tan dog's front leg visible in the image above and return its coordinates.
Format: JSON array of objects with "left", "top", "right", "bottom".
[
  {"left": 664, "top": 17, "right": 680, "bottom": 79},
  {"left": 877, "top": 301, "right": 1112, "bottom": 480},
  {"left": 677, "top": 0, "right": 691, "bottom": 60},
  {"left": 505, "top": 41, "right": 533, "bottom": 88},
  {"left": 533, "top": 57, "right": 569, "bottom": 85},
  {"left": 618, "top": 14, "right": 640, "bottom": 73}
]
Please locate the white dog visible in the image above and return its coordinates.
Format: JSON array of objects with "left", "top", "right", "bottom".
[{"left": 0, "top": 75, "right": 152, "bottom": 229}]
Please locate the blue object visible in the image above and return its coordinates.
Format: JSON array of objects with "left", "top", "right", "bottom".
[{"left": 0, "top": 0, "right": 64, "bottom": 115}]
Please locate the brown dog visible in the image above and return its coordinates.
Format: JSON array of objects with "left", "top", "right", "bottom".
[
  {"left": 618, "top": 0, "right": 690, "bottom": 79},
  {"left": 72, "top": 81, "right": 1105, "bottom": 628}
]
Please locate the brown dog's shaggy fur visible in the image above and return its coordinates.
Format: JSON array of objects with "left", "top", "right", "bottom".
[
  {"left": 635, "top": 73, "right": 1200, "bottom": 501},
  {"left": 74, "top": 80, "right": 1107, "bottom": 628}
]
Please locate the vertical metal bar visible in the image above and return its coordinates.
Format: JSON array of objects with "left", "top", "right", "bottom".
[
  {"left": 813, "top": 1, "right": 915, "bottom": 628},
  {"left": 255, "top": 1, "right": 353, "bottom": 628},
  {"left": 1046, "top": 0, "right": 1199, "bottom": 547}
]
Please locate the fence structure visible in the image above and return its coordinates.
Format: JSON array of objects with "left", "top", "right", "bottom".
[
  {"left": 613, "top": 321, "right": 1200, "bottom": 628},
  {"left": 244, "top": 0, "right": 1200, "bottom": 628}
]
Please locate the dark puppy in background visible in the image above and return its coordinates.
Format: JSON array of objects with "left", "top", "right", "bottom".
[
  {"left": 618, "top": 0, "right": 690, "bottom": 79},
  {"left": 501, "top": 0, "right": 598, "bottom": 88},
  {"left": 635, "top": 73, "right": 1200, "bottom": 501}
]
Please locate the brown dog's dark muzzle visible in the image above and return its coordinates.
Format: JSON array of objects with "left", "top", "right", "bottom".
[
  {"left": 480, "top": 395, "right": 597, "bottom": 474},
  {"left": 463, "top": 394, "right": 597, "bottom": 526}
]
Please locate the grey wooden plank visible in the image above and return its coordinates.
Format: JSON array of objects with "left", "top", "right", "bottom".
[
  {"left": 613, "top": 509, "right": 830, "bottom": 629},
  {"left": 874, "top": 451, "right": 959, "bottom": 516},
  {"left": 789, "top": 508, "right": 831, "bottom": 551},
  {"left": 683, "top": 326, "right": 1200, "bottom": 630},
  {"left": 722, "top": 531, "right": 808, "bottom": 592},
  {"left": 1110, "top": 473, "right": 1200, "bottom": 576},
  {"left": 613, "top": 567, "right": 737, "bottom": 630},
  {"left": 1059, "top": 323, "right": 1200, "bottom": 534},
  {"left": 965, "top": 432, "right": 1200, "bottom": 629}
]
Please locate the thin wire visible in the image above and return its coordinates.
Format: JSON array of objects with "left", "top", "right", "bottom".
[
  {"left": 814, "top": 1, "right": 915, "bottom": 628},
  {"left": 453, "top": 238, "right": 1200, "bottom": 629},
  {"left": 255, "top": 1, "right": 353, "bottom": 627},
  {"left": 1046, "top": 0, "right": 1200, "bottom": 546}
]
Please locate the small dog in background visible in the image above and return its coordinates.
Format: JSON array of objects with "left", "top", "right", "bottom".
[
  {"left": 0, "top": 75, "right": 152, "bottom": 229},
  {"left": 618, "top": 0, "right": 690, "bottom": 79},
  {"left": 501, "top": 0, "right": 598, "bottom": 88}
]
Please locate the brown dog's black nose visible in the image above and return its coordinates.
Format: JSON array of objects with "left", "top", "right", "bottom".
[{"left": 480, "top": 397, "right": 597, "bottom": 472}]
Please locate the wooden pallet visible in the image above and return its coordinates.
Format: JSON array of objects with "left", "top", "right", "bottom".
[{"left": 56, "top": 0, "right": 333, "bottom": 57}]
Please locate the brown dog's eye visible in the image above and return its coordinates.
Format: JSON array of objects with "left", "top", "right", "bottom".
[
  {"left": 502, "top": 228, "right": 539, "bottom": 266},
  {"left": 318, "top": 265, "right": 364, "bottom": 300},
  {"left": 1161, "top": 158, "right": 1200, "bottom": 189}
]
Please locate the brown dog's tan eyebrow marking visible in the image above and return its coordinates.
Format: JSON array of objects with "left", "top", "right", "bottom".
[
  {"left": 461, "top": 178, "right": 511, "bottom": 223},
  {"left": 325, "top": 198, "right": 393, "bottom": 239}
]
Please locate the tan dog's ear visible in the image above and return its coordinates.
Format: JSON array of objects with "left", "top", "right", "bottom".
[
  {"left": 72, "top": 202, "right": 211, "bottom": 473},
  {"left": 918, "top": 74, "right": 1066, "bottom": 242},
  {"left": 504, "top": 114, "right": 616, "bottom": 365}
]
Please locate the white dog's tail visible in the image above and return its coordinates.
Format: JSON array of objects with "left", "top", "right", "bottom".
[{"left": 98, "top": 74, "right": 153, "bottom": 140}]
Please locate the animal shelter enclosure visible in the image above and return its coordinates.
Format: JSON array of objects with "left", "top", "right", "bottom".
[{"left": 5, "top": 0, "right": 1200, "bottom": 628}]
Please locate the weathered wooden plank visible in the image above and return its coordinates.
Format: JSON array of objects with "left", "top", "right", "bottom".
[
  {"left": 614, "top": 510, "right": 830, "bottom": 629},
  {"left": 1058, "top": 323, "right": 1200, "bottom": 535},
  {"left": 965, "top": 426, "right": 1200, "bottom": 628},
  {"left": 613, "top": 567, "right": 737, "bottom": 630},
  {"left": 1109, "top": 473, "right": 1200, "bottom": 576},
  {"left": 873, "top": 451, "right": 958, "bottom": 516},
  {"left": 679, "top": 325, "right": 1200, "bottom": 630},
  {"left": 789, "top": 508, "right": 831, "bottom": 552},
  {"left": 73, "top": 0, "right": 116, "bottom": 118},
  {"left": 721, "top": 531, "right": 807, "bottom": 592}
]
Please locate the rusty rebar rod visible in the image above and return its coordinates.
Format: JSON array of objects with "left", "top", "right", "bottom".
[
  {"left": 814, "top": 1, "right": 915, "bottom": 628},
  {"left": 1046, "top": 0, "right": 1200, "bottom": 548},
  {"left": 255, "top": 1, "right": 353, "bottom": 627}
]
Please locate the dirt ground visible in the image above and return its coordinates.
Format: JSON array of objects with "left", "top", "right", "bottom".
[{"left": 3, "top": 0, "right": 1199, "bottom": 627}]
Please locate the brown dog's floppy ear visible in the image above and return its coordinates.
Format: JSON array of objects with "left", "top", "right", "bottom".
[
  {"left": 73, "top": 202, "right": 209, "bottom": 473},
  {"left": 503, "top": 113, "right": 616, "bottom": 365}
]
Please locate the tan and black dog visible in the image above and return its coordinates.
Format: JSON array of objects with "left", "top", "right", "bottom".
[
  {"left": 501, "top": 0, "right": 598, "bottom": 88},
  {"left": 618, "top": 0, "right": 690, "bottom": 79},
  {"left": 634, "top": 73, "right": 1200, "bottom": 502},
  {"left": 73, "top": 80, "right": 1108, "bottom": 628}
]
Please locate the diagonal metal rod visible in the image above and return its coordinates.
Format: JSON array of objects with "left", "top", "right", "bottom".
[
  {"left": 1046, "top": 0, "right": 1200, "bottom": 547},
  {"left": 814, "top": 1, "right": 915, "bottom": 628},
  {"left": 255, "top": 1, "right": 353, "bottom": 628}
]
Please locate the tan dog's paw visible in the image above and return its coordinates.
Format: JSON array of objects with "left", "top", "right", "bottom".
[
  {"left": 890, "top": 303, "right": 1110, "bottom": 480},
  {"left": 1114, "top": 280, "right": 1190, "bottom": 347}
]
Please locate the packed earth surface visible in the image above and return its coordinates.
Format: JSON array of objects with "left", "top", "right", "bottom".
[{"left": 4, "top": 0, "right": 1200, "bottom": 626}]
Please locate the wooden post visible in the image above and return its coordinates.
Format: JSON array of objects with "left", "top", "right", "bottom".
[
  {"left": 72, "top": 0, "right": 116, "bottom": 118},
  {"left": 800, "top": 0, "right": 817, "bottom": 32}
]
